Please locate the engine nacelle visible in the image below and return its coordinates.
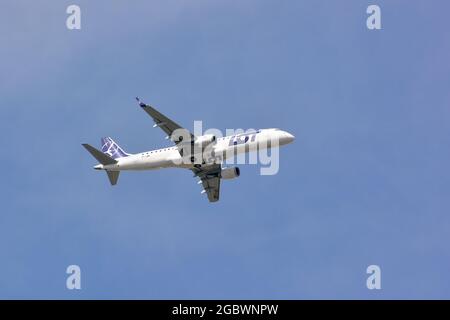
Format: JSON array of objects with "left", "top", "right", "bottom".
[
  {"left": 194, "top": 134, "right": 216, "bottom": 149},
  {"left": 220, "top": 167, "right": 240, "bottom": 180}
]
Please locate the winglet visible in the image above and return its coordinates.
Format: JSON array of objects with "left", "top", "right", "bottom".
[{"left": 135, "top": 97, "right": 146, "bottom": 108}]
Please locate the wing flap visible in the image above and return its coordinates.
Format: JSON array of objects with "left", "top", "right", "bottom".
[
  {"left": 201, "top": 176, "right": 221, "bottom": 202},
  {"left": 192, "top": 164, "right": 221, "bottom": 202}
]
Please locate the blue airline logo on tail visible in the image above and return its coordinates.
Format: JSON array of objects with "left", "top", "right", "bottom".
[{"left": 101, "top": 137, "right": 129, "bottom": 159}]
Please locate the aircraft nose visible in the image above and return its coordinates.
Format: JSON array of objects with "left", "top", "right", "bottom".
[
  {"left": 279, "top": 131, "right": 295, "bottom": 145},
  {"left": 283, "top": 132, "right": 295, "bottom": 144},
  {"left": 285, "top": 132, "right": 295, "bottom": 143}
]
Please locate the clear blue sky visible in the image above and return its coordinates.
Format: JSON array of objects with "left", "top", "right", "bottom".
[{"left": 1, "top": 0, "right": 449, "bottom": 299}]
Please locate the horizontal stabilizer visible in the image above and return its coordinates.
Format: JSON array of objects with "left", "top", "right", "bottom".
[
  {"left": 106, "top": 171, "right": 120, "bottom": 185},
  {"left": 82, "top": 144, "right": 117, "bottom": 165}
]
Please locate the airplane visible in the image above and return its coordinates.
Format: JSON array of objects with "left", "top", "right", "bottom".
[{"left": 82, "top": 98, "right": 295, "bottom": 202}]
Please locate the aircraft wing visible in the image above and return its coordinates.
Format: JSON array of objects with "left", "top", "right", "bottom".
[
  {"left": 136, "top": 97, "right": 195, "bottom": 144},
  {"left": 192, "top": 164, "right": 221, "bottom": 202}
]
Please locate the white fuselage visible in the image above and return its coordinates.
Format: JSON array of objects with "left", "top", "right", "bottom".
[{"left": 97, "top": 128, "right": 294, "bottom": 172}]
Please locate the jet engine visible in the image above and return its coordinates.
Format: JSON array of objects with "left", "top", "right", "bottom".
[{"left": 220, "top": 167, "right": 240, "bottom": 180}]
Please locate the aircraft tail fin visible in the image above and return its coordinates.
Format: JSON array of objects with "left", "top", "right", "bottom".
[
  {"left": 82, "top": 143, "right": 117, "bottom": 165},
  {"left": 106, "top": 171, "right": 120, "bottom": 185},
  {"left": 101, "top": 137, "right": 130, "bottom": 159}
]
